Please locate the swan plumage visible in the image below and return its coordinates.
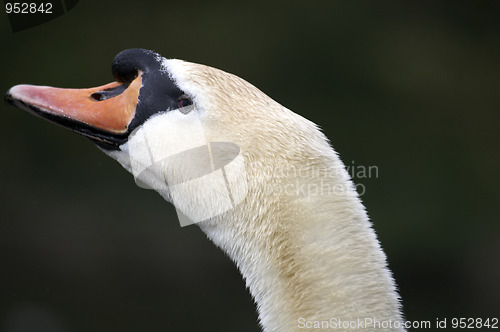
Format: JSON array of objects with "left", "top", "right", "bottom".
[{"left": 6, "top": 49, "right": 405, "bottom": 331}]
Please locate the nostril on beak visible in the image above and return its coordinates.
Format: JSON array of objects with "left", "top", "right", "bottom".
[
  {"left": 90, "top": 83, "right": 129, "bottom": 101},
  {"left": 90, "top": 92, "right": 105, "bottom": 101}
]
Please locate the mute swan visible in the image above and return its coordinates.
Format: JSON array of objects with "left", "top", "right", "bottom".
[{"left": 6, "top": 49, "right": 405, "bottom": 331}]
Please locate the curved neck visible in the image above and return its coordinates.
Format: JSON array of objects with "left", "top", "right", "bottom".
[{"left": 199, "top": 158, "right": 405, "bottom": 332}]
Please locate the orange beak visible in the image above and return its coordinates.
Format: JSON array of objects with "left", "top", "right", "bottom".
[{"left": 6, "top": 73, "right": 142, "bottom": 146}]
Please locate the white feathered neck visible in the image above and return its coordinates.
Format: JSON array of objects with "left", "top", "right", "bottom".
[{"left": 106, "top": 58, "right": 405, "bottom": 331}]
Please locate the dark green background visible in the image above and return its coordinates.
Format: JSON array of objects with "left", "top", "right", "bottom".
[{"left": 1, "top": 1, "right": 499, "bottom": 331}]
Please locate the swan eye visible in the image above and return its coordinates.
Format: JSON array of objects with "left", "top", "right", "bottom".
[
  {"left": 178, "top": 97, "right": 193, "bottom": 108},
  {"left": 177, "top": 96, "right": 194, "bottom": 114}
]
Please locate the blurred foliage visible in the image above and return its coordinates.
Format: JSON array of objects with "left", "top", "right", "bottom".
[{"left": 0, "top": 1, "right": 499, "bottom": 331}]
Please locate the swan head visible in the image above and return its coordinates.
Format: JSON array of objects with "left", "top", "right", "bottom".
[{"left": 6, "top": 48, "right": 317, "bottom": 226}]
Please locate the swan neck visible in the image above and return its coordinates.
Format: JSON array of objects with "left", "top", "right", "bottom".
[{"left": 199, "top": 171, "right": 404, "bottom": 331}]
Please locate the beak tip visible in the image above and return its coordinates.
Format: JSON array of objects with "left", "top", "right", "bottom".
[
  {"left": 5, "top": 85, "right": 22, "bottom": 105},
  {"left": 6, "top": 84, "right": 32, "bottom": 102}
]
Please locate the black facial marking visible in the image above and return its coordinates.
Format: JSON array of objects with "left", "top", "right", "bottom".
[{"left": 112, "top": 49, "right": 188, "bottom": 141}]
